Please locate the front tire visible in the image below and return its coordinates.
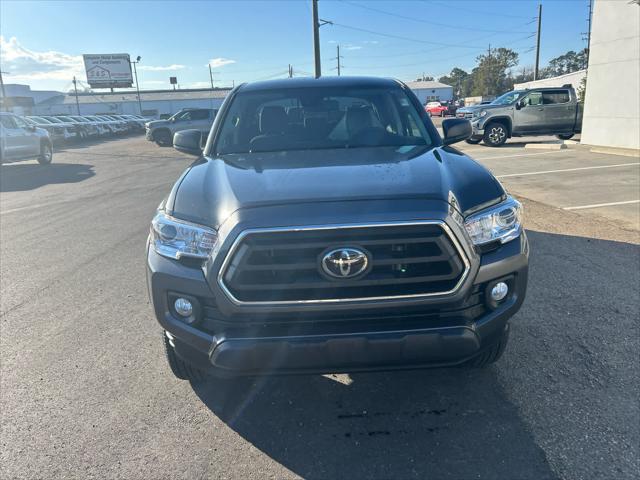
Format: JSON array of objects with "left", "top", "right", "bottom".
[
  {"left": 556, "top": 133, "right": 574, "bottom": 140},
  {"left": 465, "top": 327, "right": 509, "bottom": 368},
  {"left": 163, "top": 332, "right": 207, "bottom": 382},
  {"left": 465, "top": 137, "right": 482, "bottom": 145},
  {"left": 154, "top": 129, "right": 172, "bottom": 146},
  {"left": 483, "top": 122, "right": 508, "bottom": 147},
  {"left": 37, "top": 142, "right": 53, "bottom": 165}
]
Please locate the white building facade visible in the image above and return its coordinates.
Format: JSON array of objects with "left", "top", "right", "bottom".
[
  {"left": 581, "top": 0, "right": 640, "bottom": 150},
  {"left": 405, "top": 81, "right": 454, "bottom": 104}
]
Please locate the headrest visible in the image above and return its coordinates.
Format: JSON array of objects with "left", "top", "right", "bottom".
[
  {"left": 346, "top": 106, "right": 374, "bottom": 135},
  {"left": 259, "top": 106, "right": 287, "bottom": 135}
]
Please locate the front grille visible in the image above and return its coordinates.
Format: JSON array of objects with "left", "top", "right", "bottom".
[{"left": 219, "top": 223, "right": 469, "bottom": 304}]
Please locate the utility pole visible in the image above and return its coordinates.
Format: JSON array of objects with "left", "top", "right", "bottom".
[
  {"left": 312, "top": 0, "right": 321, "bottom": 78},
  {"left": 586, "top": 0, "right": 593, "bottom": 68},
  {"left": 534, "top": 4, "right": 542, "bottom": 80},
  {"left": 131, "top": 56, "right": 143, "bottom": 115},
  {"left": 288, "top": 64, "right": 293, "bottom": 78},
  {"left": 209, "top": 64, "right": 215, "bottom": 89},
  {"left": 336, "top": 45, "right": 342, "bottom": 76},
  {"left": 0, "top": 70, "right": 6, "bottom": 111},
  {"left": 72, "top": 76, "right": 81, "bottom": 115}
]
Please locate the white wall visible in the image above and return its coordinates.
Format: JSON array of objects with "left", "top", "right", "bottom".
[
  {"left": 581, "top": 0, "right": 640, "bottom": 150},
  {"left": 411, "top": 87, "right": 453, "bottom": 104},
  {"left": 514, "top": 69, "right": 586, "bottom": 90}
]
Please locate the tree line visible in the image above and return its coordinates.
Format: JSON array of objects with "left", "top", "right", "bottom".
[{"left": 434, "top": 48, "right": 587, "bottom": 98}]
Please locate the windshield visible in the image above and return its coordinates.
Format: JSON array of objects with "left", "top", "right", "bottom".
[
  {"left": 215, "top": 85, "right": 432, "bottom": 155},
  {"left": 28, "top": 116, "right": 52, "bottom": 124},
  {"left": 490, "top": 90, "right": 525, "bottom": 105},
  {"left": 44, "top": 117, "right": 64, "bottom": 124}
]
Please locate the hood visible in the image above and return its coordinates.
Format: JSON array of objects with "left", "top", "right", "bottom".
[
  {"left": 169, "top": 146, "right": 505, "bottom": 228},
  {"left": 147, "top": 119, "right": 170, "bottom": 128}
]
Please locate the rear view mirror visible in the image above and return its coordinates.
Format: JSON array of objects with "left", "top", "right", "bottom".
[
  {"left": 173, "top": 129, "right": 203, "bottom": 156},
  {"left": 442, "top": 118, "right": 472, "bottom": 146}
]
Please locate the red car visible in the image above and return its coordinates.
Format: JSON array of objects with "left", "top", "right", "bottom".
[{"left": 424, "top": 101, "right": 448, "bottom": 117}]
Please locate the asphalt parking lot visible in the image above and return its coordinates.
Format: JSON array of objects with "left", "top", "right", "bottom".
[{"left": 1, "top": 136, "right": 639, "bottom": 479}]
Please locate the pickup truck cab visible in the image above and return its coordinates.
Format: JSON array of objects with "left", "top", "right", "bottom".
[
  {"left": 147, "top": 77, "right": 528, "bottom": 382},
  {"left": 457, "top": 86, "right": 582, "bottom": 146},
  {"left": 1, "top": 112, "right": 53, "bottom": 164}
]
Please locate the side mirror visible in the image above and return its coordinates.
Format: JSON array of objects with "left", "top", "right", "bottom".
[
  {"left": 515, "top": 100, "right": 524, "bottom": 110},
  {"left": 173, "top": 129, "right": 203, "bottom": 156},
  {"left": 442, "top": 118, "right": 472, "bottom": 146}
]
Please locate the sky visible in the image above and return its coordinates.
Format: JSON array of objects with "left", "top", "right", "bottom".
[{"left": 0, "top": 0, "right": 590, "bottom": 92}]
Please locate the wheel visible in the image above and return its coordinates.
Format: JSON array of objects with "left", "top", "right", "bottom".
[
  {"left": 556, "top": 133, "right": 574, "bottom": 140},
  {"left": 163, "top": 331, "right": 207, "bottom": 382},
  {"left": 483, "top": 122, "right": 508, "bottom": 147},
  {"left": 465, "top": 327, "right": 509, "bottom": 368},
  {"left": 37, "top": 142, "right": 53, "bottom": 165},
  {"left": 465, "top": 137, "right": 482, "bottom": 145},
  {"left": 154, "top": 129, "right": 172, "bottom": 146}
]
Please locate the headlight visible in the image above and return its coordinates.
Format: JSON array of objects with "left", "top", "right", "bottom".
[
  {"left": 479, "top": 110, "right": 488, "bottom": 117},
  {"left": 464, "top": 196, "right": 522, "bottom": 246},
  {"left": 150, "top": 211, "right": 217, "bottom": 260}
]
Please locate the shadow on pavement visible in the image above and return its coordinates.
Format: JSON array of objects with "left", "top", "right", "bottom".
[
  {"left": 192, "top": 368, "right": 554, "bottom": 479},
  {"left": 0, "top": 163, "right": 95, "bottom": 192},
  {"left": 190, "top": 229, "right": 638, "bottom": 479}
]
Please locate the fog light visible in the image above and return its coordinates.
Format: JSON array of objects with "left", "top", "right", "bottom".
[
  {"left": 491, "top": 282, "right": 509, "bottom": 302},
  {"left": 174, "top": 297, "right": 193, "bottom": 317}
]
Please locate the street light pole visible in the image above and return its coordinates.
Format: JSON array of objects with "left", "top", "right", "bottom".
[
  {"left": 73, "top": 76, "right": 81, "bottom": 115},
  {"left": 131, "top": 56, "right": 143, "bottom": 115}
]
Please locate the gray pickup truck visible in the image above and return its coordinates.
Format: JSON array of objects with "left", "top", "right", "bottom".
[
  {"left": 457, "top": 86, "right": 583, "bottom": 146},
  {"left": 0, "top": 112, "right": 53, "bottom": 164}
]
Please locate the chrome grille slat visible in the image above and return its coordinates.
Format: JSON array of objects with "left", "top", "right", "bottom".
[{"left": 217, "top": 221, "right": 470, "bottom": 305}]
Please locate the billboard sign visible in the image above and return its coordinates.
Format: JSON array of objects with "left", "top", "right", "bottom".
[{"left": 83, "top": 54, "right": 133, "bottom": 88}]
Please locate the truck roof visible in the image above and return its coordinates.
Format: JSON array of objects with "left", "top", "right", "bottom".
[{"left": 239, "top": 76, "right": 401, "bottom": 92}]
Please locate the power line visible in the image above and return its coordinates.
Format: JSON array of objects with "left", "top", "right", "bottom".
[
  {"left": 425, "top": 0, "right": 533, "bottom": 19},
  {"left": 331, "top": 21, "right": 491, "bottom": 49},
  {"left": 340, "top": 0, "right": 532, "bottom": 34},
  {"left": 343, "top": 34, "right": 536, "bottom": 71}
]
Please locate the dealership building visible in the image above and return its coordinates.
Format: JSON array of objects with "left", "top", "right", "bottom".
[{"left": 31, "top": 88, "right": 232, "bottom": 118}]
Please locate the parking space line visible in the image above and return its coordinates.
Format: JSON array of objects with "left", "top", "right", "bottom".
[
  {"left": 496, "top": 162, "right": 640, "bottom": 178},
  {"left": 468, "top": 150, "right": 568, "bottom": 161},
  {"left": 563, "top": 199, "right": 640, "bottom": 210}
]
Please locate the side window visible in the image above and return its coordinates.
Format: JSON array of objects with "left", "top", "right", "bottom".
[
  {"left": 543, "top": 90, "right": 570, "bottom": 104},
  {"left": 524, "top": 91, "right": 543, "bottom": 106},
  {"left": 190, "top": 110, "right": 210, "bottom": 120},
  {"left": 176, "top": 111, "right": 192, "bottom": 121},
  {"left": 404, "top": 111, "right": 423, "bottom": 137},
  {"left": 0, "top": 116, "right": 17, "bottom": 129}
]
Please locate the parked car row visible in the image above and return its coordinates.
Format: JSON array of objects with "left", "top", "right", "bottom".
[{"left": 24, "top": 114, "right": 148, "bottom": 143}]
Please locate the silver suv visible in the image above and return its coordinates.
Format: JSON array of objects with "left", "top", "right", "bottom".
[
  {"left": 0, "top": 112, "right": 53, "bottom": 164},
  {"left": 145, "top": 108, "right": 216, "bottom": 146}
]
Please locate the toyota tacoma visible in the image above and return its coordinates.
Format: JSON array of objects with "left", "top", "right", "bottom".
[{"left": 146, "top": 77, "right": 529, "bottom": 382}]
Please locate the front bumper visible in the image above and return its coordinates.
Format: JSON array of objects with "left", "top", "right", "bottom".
[{"left": 147, "top": 227, "right": 529, "bottom": 376}]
